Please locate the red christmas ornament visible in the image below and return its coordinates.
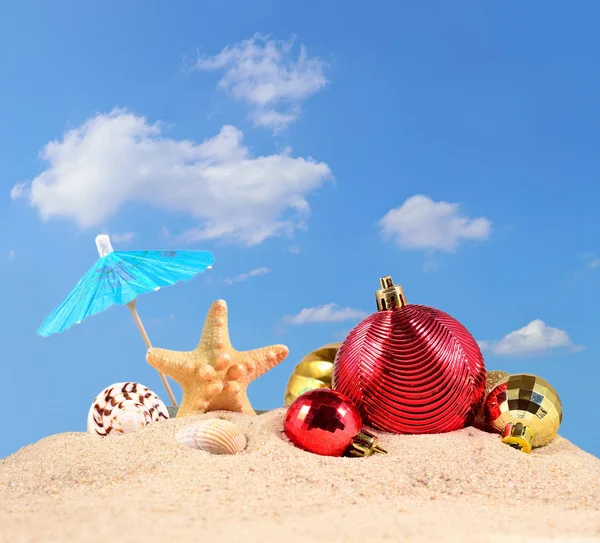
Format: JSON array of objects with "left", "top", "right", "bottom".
[
  {"left": 283, "top": 388, "right": 387, "bottom": 457},
  {"left": 332, "top": 275, "right": 486, "bottom": 435}
]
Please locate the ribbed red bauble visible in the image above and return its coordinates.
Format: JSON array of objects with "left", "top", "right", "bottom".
[{"left": 332, "top": 276, "right": 486, "bottom": 435}]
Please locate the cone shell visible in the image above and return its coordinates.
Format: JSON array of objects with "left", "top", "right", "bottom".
[
  {"left": 284, "top": 343, "right": 341, "bottom": 406},
  {"left": 87, "top": 382, "right": 169, "bottom": 437},
  {"left": 175, "top": 419, "right": 247, "bottom": 455}
]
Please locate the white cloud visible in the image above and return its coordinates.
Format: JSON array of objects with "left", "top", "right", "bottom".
[
  {"left": 193, "top": 33, "right": 327, "bottom": 130},
  {"left": 478, "top": 319, "right": 584, "bottom": 356},
  {"left": 10, "top": 183, "right": 25, "bottom": 200},
  {"left": 288, "top": 245, "right": 301, "bottom": 254},
  {"left": 7, "top": 250, "right": 15, "bottom": 260},
  {"left": 11, "top": 110, "right": 332, "bottom": 246},
  {"left": 588, "top": 258, "right": 600, "bottom": 269},
  {"left": 224, "top": 267, "right": 271, "bottom": 285},
  {"left": 285, "top": 303, "right": 368, "bottom": 324},
  {"left": 379, "top": 195, "right": 491, "bottom": 253},
  {"left": 111, "top": 232, "right": 135, "bottom": 244}
]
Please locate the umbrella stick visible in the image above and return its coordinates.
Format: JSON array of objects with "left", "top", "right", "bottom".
[{"left": 126, "top": 300, "right": 178, "bottom": 407}]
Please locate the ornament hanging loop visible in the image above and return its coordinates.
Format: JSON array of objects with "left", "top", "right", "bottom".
[{"left": 376, "top": 275, "right": 407, "bottom": 311}]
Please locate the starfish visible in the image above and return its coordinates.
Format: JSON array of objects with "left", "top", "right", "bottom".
[{"left": 146, "top": 299, "right": 289, "bottom": 417}]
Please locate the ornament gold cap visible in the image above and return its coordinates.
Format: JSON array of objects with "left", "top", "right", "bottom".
[
  {"left": 376, "top": 275, "right": 407, "bottom": 311},
  {"left": 501, "top": 422, "right": 533, "bottom": 454},
  {"left": 345, "top": 429, "right": 388, "bottom": 457}
]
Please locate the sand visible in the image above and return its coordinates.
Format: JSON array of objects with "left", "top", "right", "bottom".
[{"left": 1, "top": 408, "right": 599, "bottom": 543}]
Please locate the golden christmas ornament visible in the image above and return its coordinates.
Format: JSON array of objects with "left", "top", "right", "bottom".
[
  {"left": 146, "top": 300, "right": 289, "bottom": 417},
  {"left": 474, "top": 370, "right": 511, "bottom": 427},
  {"left": 485, "top": 373, "right": 563, "bottom": 454},
  {"left": 284, "top": 343, "right": 340, "bottom": 406}
]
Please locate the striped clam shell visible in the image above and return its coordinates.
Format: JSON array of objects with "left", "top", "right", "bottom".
[
  {"left": 175, "top": 419, "right": 247, "bottom": 455},
  {"left": 87, "top": 382, "right": 169, "bottom": 437}
]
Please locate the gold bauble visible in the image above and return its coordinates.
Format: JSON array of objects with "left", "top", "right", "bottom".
[
  {"left": 485, "top": 373, "right": 563, "bottom": 454},
  {"left": 283, "top": 343, "right": 341, "bottom": 406}
]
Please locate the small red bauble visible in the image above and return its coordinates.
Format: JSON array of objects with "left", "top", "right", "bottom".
[
  {"left": 332, "top": 276, "right": 486, "bottom": 435},
  {"left": 283, "top": 389, "right": 362, "bottom": 456}
]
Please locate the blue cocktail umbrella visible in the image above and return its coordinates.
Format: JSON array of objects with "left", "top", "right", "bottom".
[{"left": 37, "top": 235, "right": 215, "bottom": 406}]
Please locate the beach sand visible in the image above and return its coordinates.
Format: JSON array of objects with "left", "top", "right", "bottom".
[{"left": 1, "top": 408, "right": 599, "bottom": 543}]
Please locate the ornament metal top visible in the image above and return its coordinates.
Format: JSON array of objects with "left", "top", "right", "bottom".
[
  {"left": 485, "top": 373, "right": 562, "bottom": 454},
  {"left": 376, "top": 274, "right": 407, "bottom": 310},
  {"left": 332, "top": 275, "right": 486, "bottom": 435}
]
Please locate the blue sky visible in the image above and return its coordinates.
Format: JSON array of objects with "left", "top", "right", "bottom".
[{"left": 1, "top": 1, "right": 599, "bottom": 458}]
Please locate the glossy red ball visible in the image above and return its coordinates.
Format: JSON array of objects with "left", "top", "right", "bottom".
[
  {"left": 283, "top": 389, "right": 362, "bottom": 456},
  {"left": 332, "top": 305, "right": 486, "bottom": 435}
]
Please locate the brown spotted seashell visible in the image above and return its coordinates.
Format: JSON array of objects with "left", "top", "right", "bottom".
[
  {"left": 87, "top": 382, "right": 169, "bottom": 436},
  {"left": 175, "top": 419, "right": 247, "bottom": 455}
]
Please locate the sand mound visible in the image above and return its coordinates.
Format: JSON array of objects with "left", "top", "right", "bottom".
[{"left": 1, "top": 409, "right": 599, "bottom": 543}]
